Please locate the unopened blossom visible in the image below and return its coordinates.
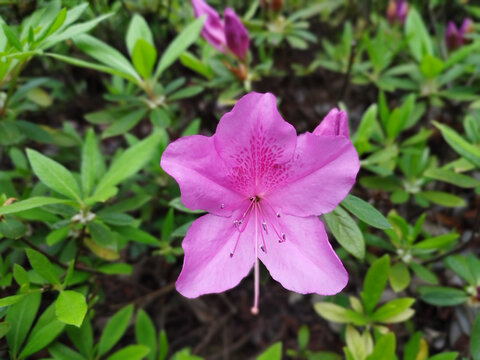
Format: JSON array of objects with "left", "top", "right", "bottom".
[
  {"left": 191, "top": 0, "right": 249, "bottom": 59},
  {"left": 259, "top": 0, "right": 284, "bottom": 12},
  {"left": 161, "top": 92, "right": 359, "bottom": 313},
  {"left": 446, "top": 18, "right": 474, "bottom": 51},
  {"left": 387, "top": 0, "right": 408, "bottom": 24}
]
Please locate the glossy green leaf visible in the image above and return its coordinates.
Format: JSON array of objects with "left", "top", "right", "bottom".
[
  {"left": 472, "top": 310, "right": 480, "bottom": 360},
  {"left": 257, "top": 342, "right": 282, "bottom": 360},
  {"left": 418, "top": 286, "right": 469, "bottom": 306},
  {"left": 424, "top": 168, "right": 480, "bottom": 188},
  {"left": 25, "top": 248, "right": 60, "bottom": 285},
  {"left": 106, "top": 345, "right": 150, "bottom": 360},
  {"left": 81, "top": 128, "right": 104, "bottom": 196},
  {"left": 97, "top": 304, "right": 133, "bottom": 357},
  {"left": 126, "top": 14, "right": 153, "bottom": 55},
  {"left": 361, "top": 255, "right": 390, "bottom": 314},
  {"left": 389, "top": 261, "right": 410, "bottom": 292},
  {"left": 2, "top": 24, "right": 22, "bottom": 51},
  {"left": 409, "top": 262, "right": 438, "bottom": 284},
  {"left": 66, "top": 318, "right": 93, "bottom": 358},
  {"left": 132, "top": 39, "right": 157, "bottom": 79},
  {"left": 135, "top": 309, "right": 156, "bottom": 360},
  {"left": 341, "top": 194, "right": 390, "bottom": 229},
  {"left": 27, "top": 149, "right": 82, "bottom": 202},
  {"left": 365, "top": 333, "right": 395, "bottom": 360},
  {"left": 155, "top": 16, "right": 205, "bottom": 78},
  {"left": 324, "top": 206, "right": 365, "bottom": 259},
  {"left": 417, "top": 191, "right": 466, "bottom": 207},
  {"left": 372, "top": 298, "right": 414, "bottom": 322},
  {"left": 55, "top": 291, "right": 87, "bottom": 327}
]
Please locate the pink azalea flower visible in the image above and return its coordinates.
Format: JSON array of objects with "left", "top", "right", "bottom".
[
  {"left": 446, "top": 18, "right": 474, "bottom": 51},
  {"left": 161, "top": 92, "right": 359, "bottom": 313},
  {"left": 191, "top": 0, "right": 249, "bottom": 59}
]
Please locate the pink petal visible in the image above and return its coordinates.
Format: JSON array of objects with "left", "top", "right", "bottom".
[
  {"left": 267, "top": 132, "right": 359, "bottom": 217},
  {"left": 160, "top": 135, "right": 243, "bottom": 216},
  {"left": 214, "top": 92, "right": 297, "bottom": 196},
  {"left": 191, "top": 0, "right": 226, "bottom": 52},
  {"left": 176, "top": 212, "right": 255, "bottom": 298},
  {"left": 313, "top": 108, "right": 349, "bottom": 137},
  {"left": 224, "top": 8, "right": 249, "bottom": 59},
  {"left": 258, "top": 214, "right": 347, "bottom": 295}
]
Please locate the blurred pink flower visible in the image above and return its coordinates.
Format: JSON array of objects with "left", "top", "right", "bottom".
[
  {"left": 191, "top": 0, "right": 249, "bottom": 59},
  {"left": 161, "top": 93, "right": 359, "bottom": 313},
  {"left": 446, "top": 18, "right": 474, "bottom": 50},
  {"left": 387, "top": 0, "right": 408, "bottom": 24}
]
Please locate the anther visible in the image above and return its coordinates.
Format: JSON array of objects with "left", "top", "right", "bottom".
[
  {"left": 233, "top": 220, "right": 243, "bottom": 229},
  {"left": 260, "top": 245, "right": 266, "bottom": 253},
  {"left": 262, "top": 222, "right": 268, "bottom": 233},
  {"left": 276, "top": 212, "right": 280, "bottom": 218},
  {"left": 230, "top": 252, "right": 234, "bottom": 258},
  {"left": 279, "top": 233, "right": 286, "bottom": 243},
  {"left": 221, "top": 203, "right": 225, "bottom": 209}
]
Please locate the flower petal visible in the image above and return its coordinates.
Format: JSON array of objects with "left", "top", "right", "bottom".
[
  {"left": 191, "top": 0, "right": 226, "bottom": 52},
  {"left": 313, "top": 108, "right": 349, "bottom": 137},
  {"left": 258, "top": 214, "right": 347, "bottom": 295},
  {"left": 267, "top": 132, "right": 359, "bottom": 217},
  {"left": 214, "top": 92, "right": 297, "bottom": 196},
  {"left": 160, "top": 135, "right": 243, "bottom": 216},
  {"left": 176, "top": 212, "right": 255, "bottom": 298},
  {"left": 224, "top": 8, "right": 249, "bottom": 59}
]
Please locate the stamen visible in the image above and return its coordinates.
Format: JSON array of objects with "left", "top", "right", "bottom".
[
  {"left": 262, "top": 222, "right": 268, "bottom": 234},
  {"left": 221, "top": 203, "right": 225, "bottom": 209},
  {"left": 230, "top": 197, "right": 256, "bottom": 257},
  {"left": 276, "top": 213, "right": 280, "bottom": 218},
  {"left": 251, "top": 203, "right": 260, "bottom": 315},
  {"left": 280, "top": 233, "right": 286, "bottom": 243}
]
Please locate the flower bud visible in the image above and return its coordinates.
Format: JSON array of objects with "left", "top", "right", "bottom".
[
  {"left": 224, "top": 8, "right": 249, "bottom": 60},
  {"left": 191, "top": 0, "right": 226, "bottom": 52},
  {"left": 460, "top": 18, "right": 474, "bottom": 44},
  {"left": 445, "top": 21, "right": 461, "bottom": 50},
  {"left": 395, "top": 0, "right": 408, "bottom": 24}
]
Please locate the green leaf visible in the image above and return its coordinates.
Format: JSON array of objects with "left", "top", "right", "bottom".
[
  {"left": 66, "top": 318, "right": 93, "bottom": 358},
  {"left": 97, "top": 304, "right": 133, "bottom": 357},
  {"left": 472, "top": 310, "right": 480, "bottom": 360},
  {"left": 324, "top": 206, "right": 365, "bottom": 260},
  {"left": 46, "top": 226, "right": 70, "bottom": 246},
  {"left": 88, "top": 221, "right": 116, "bottom": 249},
  {"left": 365, "top": 333, "right": 395, "bottom": 360},
  {"left": 179, "top": 51, "right": 212, "bottom": 79},
  {"left": 13, "top": 264, "right": 29, "bottom": 287},
  {"left": 2, "top": 24, "right": 22, "bottom": 51},
  {"left": 132, "top": 39, "right": 157, "bottom": 79},
  {"left": 418, "top": 286, "right": 469, "bottom": 306},
  {"left": 158, "top": 329, "right": 168, "bottom": 360},
  {"left": 102, "top": 108, "right": 147, "bottom": 138},
  {"left": 434, "top": 121, "right": 480, "bottom": 168},
  {"left": 429, "top": 353, "right": 460, "bottom": 360},
  {"left": 0, "top": 294, "right": 26, "bottom": 307},
  {"left": 444, "top": 255, "right": 476, "bottom": 285},
  {"left": 313, "top": 302, "right": 366, "bottom": 325},
  {"left": 361, "top": 255, "right": 390, "bottom": 314},
  {"left": 419, "top": 54, "right": 444, "bottom": 79},
  {"left": 135, "top": 309, "right": 156, "bottom": 360},
  {"left": 372, "top": 298, "right": 414, "bottom": 322},
  {"left": 424, "top": 167, "right": 480, "bottom": 188},
  {"left": 405, "top": 7, "right": 433, "bottom": 62},
  {"left": 6, "top": 292, "right": 41, "bottom": 359},
  {"left": 0, "top": 218, "right": 26, "bottom": 239},
  {"left": 48, "top": 342, "right": 86, "bottom": 360},
  {"left": 0, "top": 322, "right": 11, "bottom": 339},
  {"left": 106, "top": 345, "right": 150, "bottom": 360},
  {"left": 413, "top": 233, "right": 459, "bottom": 250},
  {"left": 27, "top": 149, "right": 82, "bottom": 202},
  {"left": 20, "top": 304, "right": 66, "bottom": 358},
  {"left": 25, "top": 248, "right": 60, "bottom": 285},
  {"left": 126, "top": 14, "right": 154, "bottom": 55},
  {"left": 417, "top": 191, "right": 466, "bottom": 207},
  {"left": 297, "top": 325, "right": 309, "bottom": 351},
  {"left": 256, "top": 342, "right": 282, "bottom": 360},
  {"left": 155, "top": 16, "right": 205, "bottom": 78},
  {"left": 389, "top": 261, "right": 410, "bottom": 292},
  {"left": 409, "top": 262, "right": 438, "bottom": 284},
  {"left": 91, "top": 132, "right": 161, "bottom": 202},
  {"left": 55, "top": 291, "right": 87, "bottom": 327},
  {"left": 97, "top": 263, "right": 132, "bottom": 275},
  {"left": 341, "top": 194, "right": 390, "bottom": 229},
  {"left": 81, "top": 128, "right": 104, "bottom": 197},
  {"left": 73, "top": 34, "right": 139, "bottom": 81}
]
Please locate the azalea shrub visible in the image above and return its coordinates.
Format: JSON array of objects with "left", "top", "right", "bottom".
[{"left": 0, "top": 0, "right": 479, "bottom": 359}]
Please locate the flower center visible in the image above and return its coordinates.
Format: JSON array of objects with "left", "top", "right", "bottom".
[{"left": 228, "top": 195, "right": 286, "bottom": 315}]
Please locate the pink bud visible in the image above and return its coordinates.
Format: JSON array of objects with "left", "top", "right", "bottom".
[
  {"left": 395, "top": 0, "right": 408, "bottom": 24},
  {"left": 224, "top": 8, "right": 249, "bottom": 60},
  {"left": 445, "top": 21, "right": 461, "bottom": 50},
  {"left": 191, "top": 0, "right": 226, "bottom": 52},
  {"left": 386, "top": 0, "right": 396, "bottom": 24}
]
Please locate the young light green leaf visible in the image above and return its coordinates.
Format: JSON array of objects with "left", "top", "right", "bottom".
[
  {"left": 434, "top": 121, "right": 480, "bottom": 168},
  {"left": 0, "top": 322, "right": 11, "bottom": 339},
  {"left": 2, "top": 24, "right": 23, "bottom": 51},
  {"left": 365, "top": 333, "right": 395, "bottom": 360},
  {"left": 91, "top": 132, "right": 162, "bottom": 202},
  {"left": 132, "top": 39, "right": 157, "bottom": 79},
  {"left": 0, "top": 197, "right": 70, "bottom": 215},
  {"left": 389, "top": 261, "right": 410, "bottom": 292},
  {"left": 106, "top": 345, "right": 150, "bottom": 360},
  {"left": 48, "top": 342, "right": 86, "bottom": 360},
  {"left": 371, "top": 298, "right": 414, "bottom": 322},
  {"left": 257, "top": 342, "right": 282, "bottom": 360},
  {"left": 0, "top": 294, "right": 26, "bottom": 307},
  {"left": 66, "top": 317, "right": 93, "bottom": 358},
  {"left": 361, "top": 255, "right": 390, "bottom": 314},
  {"left": 126, "top": 14, "right": 154, "bottom": 55},
  {"left": 405, "top": 7, "right": 433, "bottom": 62},
  {"left": 55, "top": 291, "right": 88, "bottom": 327},
  {"left": 135, "top": 309, "right": 156, "bottom": 360},
  {"left": 97, "top": 304, "right": 134, "bottom": 357},
  {"left": 324, "top": 206, "right": 365, "bottom": 259},
  {"left": 424, "top": 167, "right": 480, "bottom": 188},
  {"left": 25, "top": 248, "right": 60, "bottom": 285},
  {"left": 417, "top": 191, "right": 466, "bottom": 207},
  {"left": 27, "top": 149, "right": 82, "bottom": 202},
  {"left": 341, "top": 194, "right": 390, "bottom": 229},
  {"left": 155, "top": 16, "right": 205, "bottom": 78},
  {"left": 158, "top": 329, "right": 168, "bottom": 360}
]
